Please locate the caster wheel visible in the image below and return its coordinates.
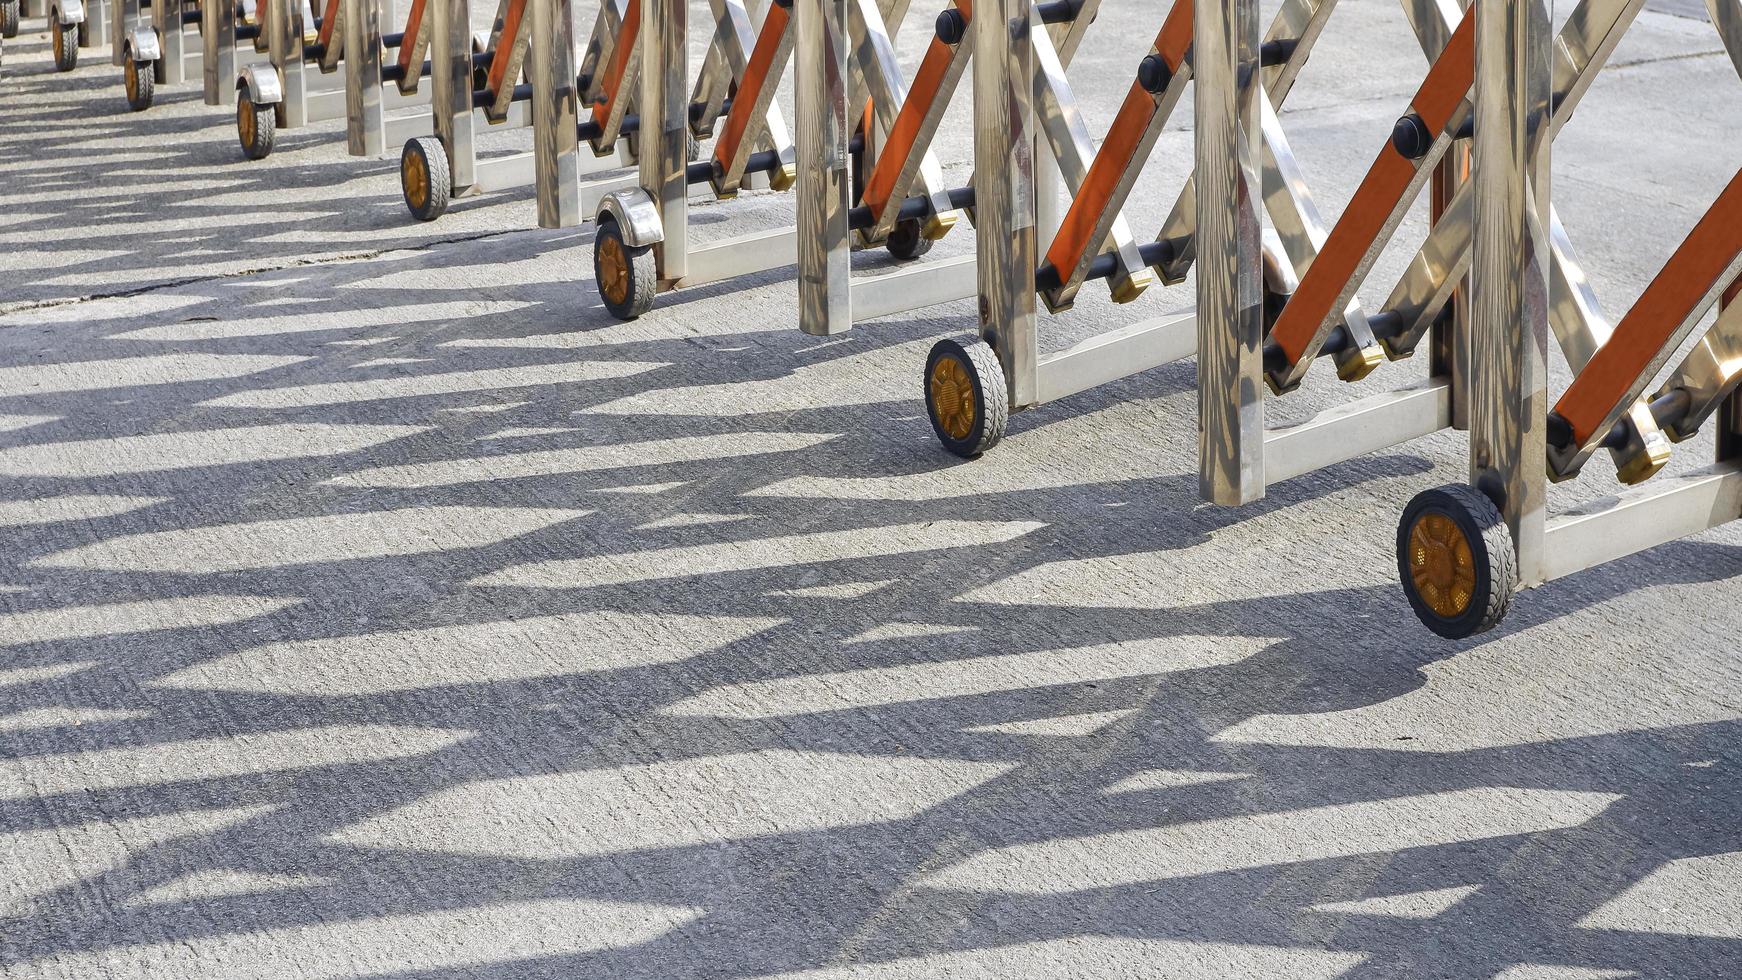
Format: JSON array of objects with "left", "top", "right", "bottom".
[
  {"left": 886, "top": 218, "right": 933, "bottom": 261},
  {"left": 1397, "top": 483, "right": 1517, "bottom": 639},
  {"left": 52, "top": 19, "right": 78, "bottom": 70},
  {"left": 237, "top": 92, "right": 275, "bottom": 160},
  {"left": 924, "top": 338, "right": 1007, "bottom": 458},
  {"left": 123, "top": 52, "right": 154, "bottom": 110},
  {"left": 1, "top": 1, "right": 17, "bottom": 38},
  {"left": 401, "top": 136, "right": 450, "bottom": 221},
  {"left": 594, "top": 217, "right": 656, "bottom": 321}
]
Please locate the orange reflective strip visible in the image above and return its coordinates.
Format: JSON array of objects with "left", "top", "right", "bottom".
[
  {"left": 316, "top": 0, "right": 339, "bottom": 47},
  {"left": 1044, "top": 82, "right": 1152, "bottom": 276},
  {"left": 484, "top": 0, "right": 526, "bottom": 95},
  {"left": 592, "top": 0, "right": 640, "bottom": 126},
  {"left": 1555, "top": 166, "right": 1742, "bottom": 443},
  {"left": 396, "top": 0, "right": 425, "bottom": 71},
  {"left": 861, "top": 2, "right": 970, "bottom": 221},
  {"left": 1270, "top": 12, "right": 1475, "bottom": 364},
  {"left": 1043, "top": 1, "right": 1191, "bottom": 277},
  {"left": 713, "top": 3, "right": 791, "bottom": 170}
]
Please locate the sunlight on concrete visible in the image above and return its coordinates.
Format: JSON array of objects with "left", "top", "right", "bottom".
[
  {"left": 1213, "top": 628, "right": 1742, "bottom": 753},
  {"left": 763, "top": 937, "right": 1366, "bottom": 978},
  {"left": 34, "top": 506, "right": 588, "bottom": 573},
  {"left": 0, "top": 724, "right": 469, "bottom": 799},
  {"left": 1308, "top": 885, "right": 1480, "bottom": 920},
  {"left": 7, "top": 897, "right": 705, "bottom": 978},
  {"left": 962, "top": 709, "right": 1136, "bottom": 737},
  {"left": 923, "top": 788, "right": 1620, "bottom": 895},
  {"left": 201, "top": 360, "right": 665, "bottom": 409},
  {"left": 474, "top": 520, "right": 1046, "bottom": 590},
  {"left": 123, "top": 869, "right": 330, "bottom": 908},
  {"left": 154, "top": 610, "right": 784, "bottom": 696},
  {"left": 0, "top": 596, "right": 299, "bottom": 646},
  {"left": 1, "top": 805, "right": 274, "bottom": 918},
  {"left": 1578, "top": 850, "right": 1742, "bottom": 938},
  {"left": 331, "top": 749, "right": 1014, "bottom": 858},
  {"left": 580, "top": 339, "right": 931, "bottom": 416},
  {"left": 0, "top": 423, "right": 426, "bottom": 477},
  {"left": 663, "top": 637, "right": 1272, "bottom": 720},
  {"left": 0, "top": 353, "right": 309, "bottom": 396},
  {"left": 114, "top": 301, "right": 535, "bottom": 342},
  {"left": 0, "top": 495, "right": 166, "bottom": 526},
  {"left": 333, "top": 432, "right": 835, "bottom": 489}
]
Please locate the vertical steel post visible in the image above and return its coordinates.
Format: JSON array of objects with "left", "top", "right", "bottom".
[
  {"left": 1470, "top": 0, "right": 1552, "bottom": 584},
  {"left": 644, "top": 0, "right": 688, "bottom": 282},
  {"left": 346, "top": 0, "right": 386, "bottom": 155},
  {"left": 204, "top": 0, "right": 236, "bottom": 104},
  {"left": 1194, "top": 0, "right": 1265, "bottom": 505},
  {"left": 975, "top": 0, "right": 1038, "bottom": 409},
  {"left": 431, "top": 0, "right": 476, "bottom": 190},
  {"left": 531, "top": 0, "right": 581, "bottom": 226},
  {"left": 158, "top": 0, "right": 185, "bottom": 83},
  {"left": 280, "top": 0, "right": 309, "bottom": 128},
  {"left": 1718, "top": 283, "right": 1742, "bottom": 464},
  {"left": 796, "top": 0, "right": 852, "bottom": 335},
  {"left": 84, "top": 0, "right": 109, "bottom": 48},
  {"left": 110, "top": 0, "right": 127, "bottom": 66}
]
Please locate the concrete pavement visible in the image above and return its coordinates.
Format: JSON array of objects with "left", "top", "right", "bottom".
[{"left": 1, "top": 0, "right": 1741, "bottom": 976}]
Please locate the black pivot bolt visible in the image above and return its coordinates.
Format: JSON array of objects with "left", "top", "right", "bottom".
[
  {"left": 1137, "top": 53, "right": 1171, "bottom": 94},
  {"left": 1392, "top": 112, "right": 1432, "bottom": 159},
  {"left": 935, "top": 8, "right": 966, "bottom": 44}
]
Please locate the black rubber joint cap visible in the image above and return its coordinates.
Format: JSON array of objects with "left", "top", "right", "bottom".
[
  {"left": 1392, "top": 113, "right": 1432, "bottom": 159},
  {"left": 935, "top": 8, "right": 966, "bottom": 44},
  {"left": 1137, "top": 54, "right": 1171, "bottom": 94}
]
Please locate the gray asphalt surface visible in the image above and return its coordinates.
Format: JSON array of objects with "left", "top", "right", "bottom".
[{"left": 2, "top": 0, "right": 1741, "bottom": 977}]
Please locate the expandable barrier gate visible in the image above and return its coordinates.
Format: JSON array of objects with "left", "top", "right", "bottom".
[
  {"left": 1185, "top": 0, "right": 1742, "bottom": 637},
  {"left": 876, "top": 0, "right": 1741, "bottom": 636},
  {"left": 3, "top": 0, "right": 99, "bottom": 72},
  {"left": 51, "top": 0, "right": 1742, "bottom": 640},
  {"left": 1385, "top": 0, "right": 1742, "bottom": 637}
]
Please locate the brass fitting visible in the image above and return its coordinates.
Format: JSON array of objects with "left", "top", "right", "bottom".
[
  {"left": 923, "top": 211, "right": 958, "bottom": 240},
  {"left": 1335, "top": 344, "right": 1385, "bottom": 382},
  {"left": 1110, "top": 268, "right": 1155, "bottom": 305}
]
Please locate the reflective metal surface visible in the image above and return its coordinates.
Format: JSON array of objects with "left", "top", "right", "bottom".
[
  {"left": 975, "top": 0, "right": 1038, "bottom": 409},
  {"left": 345, "top": 0, "right": 386, "bottom": 155},
  {"left": 530, "top": 0, "right": 580, "bottom": 226},
  {"left": 430, "top": 0, "right": 475, "bottom": 189},
  {"left": 1194, "top": 0, "right": 1266, "bottom": 505},
  {"left": 796, "top": 0, "right": 852, "bottom": 335},
  {"left": 1469, "top": 0, "right": 1551, "bottom": 584}
]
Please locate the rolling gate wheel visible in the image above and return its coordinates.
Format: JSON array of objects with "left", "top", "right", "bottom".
[
  {"left": 1396, "top": 484, "right": 1518, "bottom": 640},
  {"left": 885, "top": 218, "right": 932, "bottom": 260},
  {"left": 593, "top": 217, "right": 655, "bottom": 321},
  {"left": 400, "top": 136, "right": 450, "bottom": 221},
  {"left": 124, "top": 50, "right": 153, "bottom": 110},
  {"left": 237, "top": 91, "right": 275, "bottom": 160},
  {"left": 51, "top": 16, "right": 77, "bottom": 70},
  {"left": 924, "top": 338, "right": 1008, "bottom": 459}
]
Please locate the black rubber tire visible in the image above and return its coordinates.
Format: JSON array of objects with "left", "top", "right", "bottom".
[
  {"left": 593, "top": 217, "right": 656, "bottom": 321},
  {"left": 687, "top": 132, "right": 701, "bottom": 163},
  {"left": 236, "top": 91, "right": 276, "bottom": 160},
  {"left": 401, "top": 136, "right": 450, "bottom": 221},
  {"left": 1397, "top": 483, "right": 1517, "bottom": 639},
  {"left": 1, "top": 2, "right": 18, "bottom": 39},
  {"left": 52, "top": 18, "right": 78, "bottom": 70},
  {"left": 886, "top": 218, "right": 933, "bottom": 261},
  {"left": 124, "top": 52, "right": 155, "bottom": 111},
  {"left": 924, "top": 338, "right": 1008, "bottom": 458}
]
